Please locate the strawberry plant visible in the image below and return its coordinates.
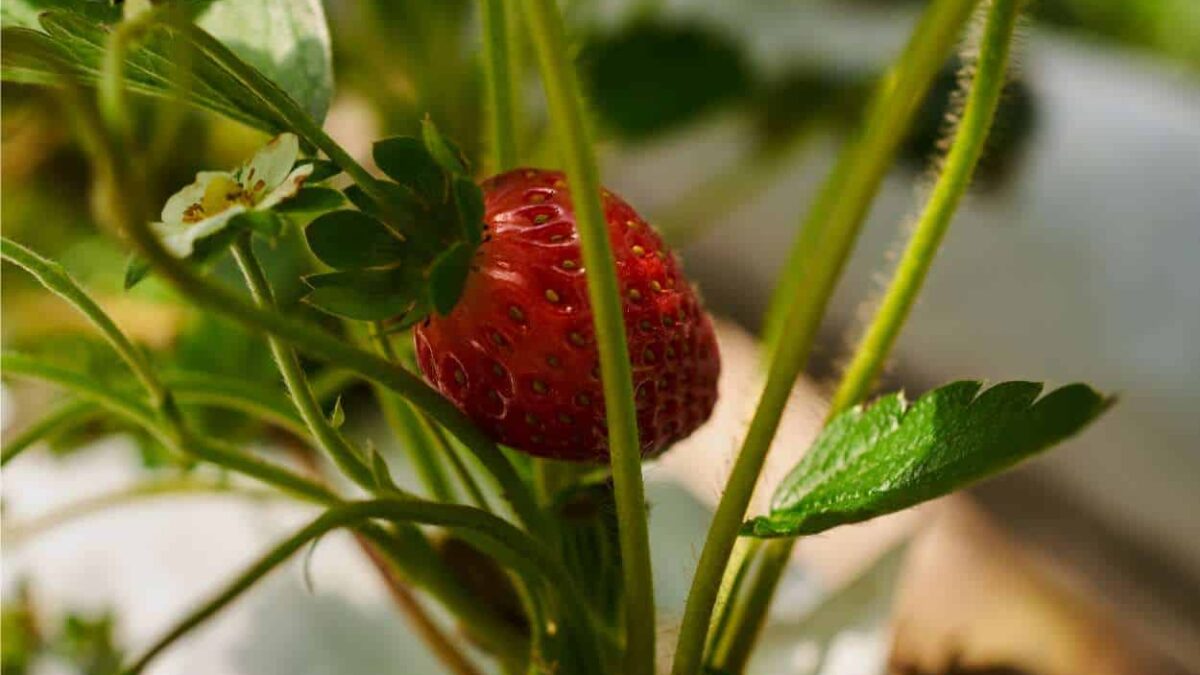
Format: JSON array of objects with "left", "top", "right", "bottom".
[{"left": 1, "top": 0, "right": 1111, "bottom": 674}]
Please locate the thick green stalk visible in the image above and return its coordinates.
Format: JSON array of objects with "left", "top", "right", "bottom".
[
  {"left": 517, "top": 0, "right": 656, "bottom": 671},
  {"left": 231, "top": 238, "right": 377, "bottom": 491},
  {"left": 480, "top": 0, "right": 521, "bottom": 172},
  {"left": 671, "top": 1, "right": 978, "bottom": 672},
  {"left": 1, "top": 400, "right": 99, "bottom": 466},
  {"left": 709, "top": 2, "right": 1021, "bottom": 670},
  {"left": 124, "top": 498, "right": 598, "bottom": 675},
  {"left": 760, "top": 0, "right": 978, "bottom": 356}
]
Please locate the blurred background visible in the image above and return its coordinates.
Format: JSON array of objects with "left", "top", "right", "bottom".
[{"left": 2, "top": 0, "right": 1198, "bottom": 673}]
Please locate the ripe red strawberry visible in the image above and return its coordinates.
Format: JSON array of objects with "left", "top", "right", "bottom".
[{"left": 414, "top": 168, "right": 719, "bottom": 462}]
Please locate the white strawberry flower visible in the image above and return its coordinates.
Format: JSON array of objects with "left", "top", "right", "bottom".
[{"left": 150, "top": 133, "right": 313, "bottom": 257}]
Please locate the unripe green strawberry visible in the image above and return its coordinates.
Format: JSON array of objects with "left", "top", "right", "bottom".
[{"left": 414, "top": 168, "right": 719, "bottom": 462}]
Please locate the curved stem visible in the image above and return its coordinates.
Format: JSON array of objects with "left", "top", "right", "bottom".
[
  {"left": 480, "top": 0, "right": 522, "bottom": 172},
  {"left": 760, "top": 0, "right": 978, "bottom": 356},
  {"left": 164, "top": 371, "right": 309, "bottom": 439},
  {"left": 671, "top": 1, "right": 979, "bottom": 672},
  {"left": 1, "top": 399, "right": 100, "bottom": 466},
  {"left": 3, "top": 477, "right": 281, "bottom": 547},
  {"left": 1, "top": 237, "right": 168, "bottom": 410},
  {"left": 709, "top": 2, "right": 1022, "bottom": 670},
  {"left": 119, "top": 209, "right": 543, "bottom": 531},
  {"left": 231, "top": 237, "right": 376, "bottom": 491},
  {"left": 124, "top": 498, "right": 598, "bottom": 675},
  {"left": 1, "top": 352, "right": 335, "bottom": 504},
  {"left": 517, "top": 0, "right": 656, "bottom": 671}
]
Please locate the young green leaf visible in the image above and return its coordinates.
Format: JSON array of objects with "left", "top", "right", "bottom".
[
  {"left": 276, "top": 186, "right": 345, "bottom": 214},
  {"left": 124, "top": 255, "right": 152, "bottom": 290},
  {"left": 421, "top": 117, "right": 469, "bottom": 176},
  {"left": 303, "top": 266, "right": 422, "bottom": 321},
  {"left": 742, "top": 381, "right": 1112, "bottom": 538},
  {"left": 371, "top": 136, "right": 446, "bottom": 203},
  {"left": 304, "top": 159, "right": 342, "bottom": 183},
  {"left": 304, "top": 210, "right": 406, "bottom": 270},
  {"left": 329, "top": 396, "right": 345, "bottom": 429},
  {"left": 367, "top": 442, "right": 402, "bottom": 494},
  {"left": 230, "top": 210, "right": 285, "bottom": 242},
  {"left": 427, "top": 242, "right": 474, "bottom": 315},
  {"left": 452, "top": 177, "right": 485, "bottom": 245}
]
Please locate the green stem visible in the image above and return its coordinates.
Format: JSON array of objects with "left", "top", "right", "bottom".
[
  {"left": 480, "top": 0, "right": 522, "bottom": 172},
  {"left": 830, "top": 0, "right": 1020, "bottom": 413},
  {"left": 3, "top": 477, "right": 281, "bottom": 547},
  {"left": 1, "top": 399, "right": 100, "bottom": 466},
  {"left": 671, "top": 2, "right": 978, "bottom": 672},
  {"left": 760, "top": 0, "right": 978, "bottom": 357},
  {"left": 1, "top": 352, "right": 335, "bottom": 504},
  {"left": 1, "top": 237, "right": 168, "bottom": 410},
  {"left": 120, "top": 210, "right": 544, "bottom": 531},
  {"left": 709, "top": 2, "right": 1021, "bottom": 669},
  {"left": 231, "top": 237, "right": 376, "bottom": 491},
  {"left": 164, "top": 371, "right": 309, "bottom": 439},
  {"left": 124, "top": 498, "right": 598, "bottom": 675},
  {"left": 368, "top": 324, "right": 456, "bottom": 502},
  {"left": 517, "top": 0, "right": 656, "bottom": 671}
]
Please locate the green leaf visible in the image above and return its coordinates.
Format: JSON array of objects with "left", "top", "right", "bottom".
[
  {"left": 372, "top": 136, "right": 445, "bottom": 203},
  {"left": 743, "top": 381, "right": 1112, "bottom": 538},
  {"left": 123, "top": 255, "right": 152, "bottom": 290},
  {"left": 303, "top": 266, "right": 423, "bottom": 321},
  {"left": 581, "top": 20, "right": 751, "bottom": 140},
  {"left": 304, "top": 209, "right": 406, "bottom": 270},
  {"left": 304, "top": 159, "right": 342, "bottom": 183},
  {"left": 421, "top": 116, "right": 468, "bottom": 176},
  {"left": 2, "top": 1, "right": 333, "bottom": 132},
  {"left": 427, "top": 242, "right": 474, "bottom": 315},
  {"left": 329, "top": 395, "right": 345, "bottom": 429},
  {"left": 275, "top": 186, "right": 345, "bottom": 214},
  {"left": 230, "top": 209, "right": 284, "bottom": 241},
  {"left": 452, "top": 177, "right": 484, "bottom": 245},
  {"left": 367, "top": 442, "right": 401, "bottom": 494}
]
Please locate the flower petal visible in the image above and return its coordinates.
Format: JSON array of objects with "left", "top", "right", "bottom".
[
  {"left": 256, "top": 163, "right": 314, "bottom": 211},
  {"left": 150, "top": 205, "right": 246, "bottom": 258},
  {"left": 242, "top": 133, "right": 300, "bottom": 200},
  {"left": 161, "top": 171, "right": 236, "bottom": 224}
]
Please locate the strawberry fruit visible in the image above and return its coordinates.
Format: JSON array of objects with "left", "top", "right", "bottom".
[{"left": 413, "top": 168, "right": 720, "bottom": 462}]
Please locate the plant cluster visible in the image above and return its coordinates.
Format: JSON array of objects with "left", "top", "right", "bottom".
[{"left": 1, "top": 1, "right": 1108, "bottom": 674}]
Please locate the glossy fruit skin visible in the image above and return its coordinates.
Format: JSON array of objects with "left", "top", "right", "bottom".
[{"left": 414, "top": 168, "right": 719, "bottom": 462}]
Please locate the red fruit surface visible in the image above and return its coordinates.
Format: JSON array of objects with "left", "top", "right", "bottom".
[{"left": 414, "top": 168, "right": 720, "bottom": 462}]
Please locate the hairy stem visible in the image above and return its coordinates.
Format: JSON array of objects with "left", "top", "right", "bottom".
[
  {"left": 671, "top": 1, "right": 979, "bottom": 672},
  {"left": 517, "top": 0, "right": 656, "bottom": 671},
  {"left": 231, "top": 237, "right": 376, "bottom": 491},
  {"left": 709, "top": 1, "right": 1021, "bottom": 670}
]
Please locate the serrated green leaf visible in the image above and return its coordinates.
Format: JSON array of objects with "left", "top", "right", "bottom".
[
  {"left": 427, "top": 242, "right": 474, "bottom": 315},
  {"left": 123, "top": 255, "right": 152, "bottom": 290},
  {"left": 329, "top": 395, "right": 345, "bottom": 429},
  {"left": 742, "top": 381, "right": 1112, "bottom": 538},
  {"left": 371, "top": 136, "right": 446, "bottom": 203},
  {"left": 303, "top": 266, "right": 423, "bottom": 321},
  {"left": 421, "top": 116, "right": 468, "bottom": 176},
  {"left": 452, "top": 177, "right": 484, "bottom": 244},
  {"left": 275, "top": 186, "right": 345, "bottom": 214},
  {"left": 304, "top": 209, "right": 406, "bottom": 270}
]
